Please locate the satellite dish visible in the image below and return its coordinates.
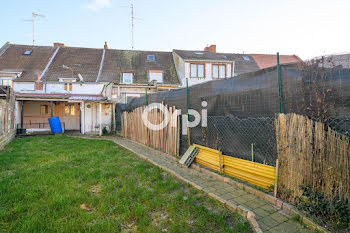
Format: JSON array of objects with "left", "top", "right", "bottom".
[{"left": 78, "top": 73, "right": 84, "bottom": 82}]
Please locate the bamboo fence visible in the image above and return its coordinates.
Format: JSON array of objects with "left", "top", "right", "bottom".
[
  {"left": 276, "top": 113, "right": 350, "bottom": 202},
  {"left": 121, "top": 105, "right": 180, "bottom": 155}
]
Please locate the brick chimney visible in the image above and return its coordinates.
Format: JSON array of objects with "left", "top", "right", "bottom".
[
  {"left": 35, "top": 73, "right": 43, "bottom": 90},
  {"left": 54, "top": 42, "right": 65, "bottom": 48},
  {"left": 104, "top": 41, "right": 108, "bottom": 49},
  {"left": 204, "top": 44, "right": 216, "bottom": 53}
]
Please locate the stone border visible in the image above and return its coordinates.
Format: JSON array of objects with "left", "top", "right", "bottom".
[{"left": 190, "top": 163, "right": 329, "bottom": 233}]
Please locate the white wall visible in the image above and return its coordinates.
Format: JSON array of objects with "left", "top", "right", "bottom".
[
  {"left": 13, "top": 83, "right": 34, "bottom": 92},
  {"left": 84, "top": 102, "right": 112, "bottom": 134},
  {"left": 14, "top": 82, "right": 104, "bottom": 95},
  {"left": 183, "top": 61, "right": 234, "bottom": 87}
]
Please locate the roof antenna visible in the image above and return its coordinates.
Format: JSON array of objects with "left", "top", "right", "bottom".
[
  {"left": 122, "top": 0, "right": 143, "bottom": 50},
  {"left": 23, "top": 12, "right": 46, "bottom": 45}
]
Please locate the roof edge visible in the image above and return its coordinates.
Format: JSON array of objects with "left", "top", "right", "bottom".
[{"left": 0, "top": 42, "right": 11, "bottom": 57}]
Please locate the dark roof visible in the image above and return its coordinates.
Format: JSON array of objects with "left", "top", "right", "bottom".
[
  {"left": 42, "top": 46, "right": 103, "bottom": 82},
  {"left": 173, "top": 49, "right": 232, "bottom": 61},
  {"left": 99, "top": 50, "right": 179, "bottom": 84},
  {"left": 0, "top": 43, "right": 179, "bottom": 84},
  {"left": 0, "top": 43, "right": 55, "bottom": 81},
  {"left": 218, "top": 53, "right": 260, "bottom": 75},
  {"left": 174, "top": 49, "right": 260, "bottom": 76}
]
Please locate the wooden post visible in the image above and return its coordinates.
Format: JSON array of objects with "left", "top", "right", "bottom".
[
  {"left": 112, "top": 102, "right": 116, "bottom": 133},
  {"left": 274, "top": 159, "right": 279, "bottom": 197},
  {"left": 50, "top": 101, "right": 54, "bottom": 117}
]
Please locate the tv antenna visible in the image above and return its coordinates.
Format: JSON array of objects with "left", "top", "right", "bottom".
[
  {"left": 23, "top": 12, "right": 46, "bottom": 45},
  {"left": 122, "top": 0, "right": 143, "bottom": 50}
]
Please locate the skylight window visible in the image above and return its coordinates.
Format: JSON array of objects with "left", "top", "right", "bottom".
[
  {"left": 22, "top": 50, "right": 32, "bottom": 56},
  {"left": 242, "top": 55, "right": 250, "bottom": 61},
  {"left": 194, "top": 52, "right": 204, "bottom": 55},
  {"left": 147, "top": 55, "right": 155, "bottom": 61}
]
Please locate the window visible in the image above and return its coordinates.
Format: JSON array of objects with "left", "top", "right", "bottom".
[
  {"left": 64, "top": 83, "right": 73, "bottom": 91},
  {"left": 242, "top": 55, "right": 250, "bottom": 61},
  {"left": 22, "top": 50, "right": 32, "bottom": 56},
  {"left": 212, "top": 64, "right": 226, "bottom": 79},
  {"left": 64, "top": 104, "right": 76, "bottom": 116},
  {"left": 0, "top": 78, "right": 13, "bottom": 87},
  {"left": 40, "top": 105, "right": 49, "bottom": 115},
  {"left": 147, "top": 55, "right": 155, "bottom": 62},
  {"left": 190, "top": 63, "right": 205, "bottom": 78},
  {"left": 121, "top": 72, "right": 133, "bottom": 84},
  {"left": 148, "top": 70, "right": 163, "bottom": 83}
]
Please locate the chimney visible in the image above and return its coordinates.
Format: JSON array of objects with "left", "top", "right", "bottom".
[
  {"left": 35, "top": 73, "right": 43, "bottom": 90},
  {"left": 204, "top": 44, "right": 216, "bottom": 53},
  {"left": 54, "top": 42, "right": 65, "bottom": 48},
  {"left": 104, "top": 41, "right": 108, "bottom": 49}
]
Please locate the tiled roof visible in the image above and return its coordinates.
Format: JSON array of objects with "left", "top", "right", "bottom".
[
  {"left": 173, "top": 49, "right": 261, "bottom": 76},
  {"left": 0, "top": 43, "right": 179, "bottom": 85},
  {"left": 0, "top": 43, "right": 55, "bottom": 81},
  {"left": 173, "top": 49, "right": 232, "bottom": 61},
  {"left": 99, "top": 50, "right": 179, "bottom": 84},
  {"left": 250, "top": 54, "right": 302, "bottom": 69},
  {"left": 218, "top": 53, "right": 260, "bottom": 75},
  {"left": 42, "top": 46, "right": 103, "bottom": 82}
]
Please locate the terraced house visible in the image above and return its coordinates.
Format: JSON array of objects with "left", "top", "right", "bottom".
[
  {"left": 173, "top": 44, "right": 302, "bottom": 87},
  {"left": 0, "top": 42, "right": 181, "bottom": 135}
]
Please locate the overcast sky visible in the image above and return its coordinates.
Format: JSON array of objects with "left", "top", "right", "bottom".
[{"left": 1, "top": 0, "right": 350, "bottom": 59}]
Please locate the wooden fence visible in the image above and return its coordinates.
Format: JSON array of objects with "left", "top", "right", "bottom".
[
  {"left": 121, "top": 105, "right": 180, "bottom": 155},
  {"left": 276, "top": 113, "right": 350, "bottom": 202}
]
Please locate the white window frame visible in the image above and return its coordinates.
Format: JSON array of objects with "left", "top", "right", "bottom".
[
  {"left": 121, "top": 72, "right": 133, "bottom": 84},
  {"left": 0, "top": 78, "right": 13, "bottom": 87},
  {"left": 148, "top": 70, "right": 163, "bottom": 83},
  {"left": 212, "top": 64, "right": 226, "bottom": 79},
  {"left": 190, "top": 63, "right": 205, "bottom": 79}
]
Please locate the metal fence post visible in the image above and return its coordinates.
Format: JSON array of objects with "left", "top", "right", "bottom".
[
  {"left": 277, "top": 52, "right": 283, "bottom": 113},
  {"left": 145, "top": 89, "right": 148, "bottom": 106},
  {"left": 186, "top": 78, "right": 191, "bottom": 147}
]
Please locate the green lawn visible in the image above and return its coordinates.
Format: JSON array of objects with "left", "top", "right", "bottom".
[{"left": 0, "top": 136, "right": 250, "bottom": 233}]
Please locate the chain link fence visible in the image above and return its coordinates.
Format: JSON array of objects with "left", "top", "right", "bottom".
[{"left": 116, "top": 60, "right": 350, "bottom": 167}]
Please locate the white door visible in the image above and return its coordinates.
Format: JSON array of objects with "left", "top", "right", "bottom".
[{"left": 62, "top": 103, "right": 80, "bottom": 130}]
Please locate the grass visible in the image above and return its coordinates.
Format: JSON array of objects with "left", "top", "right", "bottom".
[{"left": 0, "top": 136, "right": 250, "bottom": 233}]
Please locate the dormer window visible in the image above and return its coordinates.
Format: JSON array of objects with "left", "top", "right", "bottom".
[
  {"left": 148, "top": 70, "right": 163, "bottom": 83},
  {"left": 22, "top": 50, "right": 32, "bottom": 56},
  {"left": 121, "top": 72, "right": 133, "bottom": 84},
  {"left": 59, "top": 78, "right": 76, "bottom": 92},
  {"left": 147, "top": 55, "right": 155, "bottom": 62}
]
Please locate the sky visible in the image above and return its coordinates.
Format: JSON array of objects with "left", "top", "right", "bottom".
[{"left": 1, "top": 0, "right": 350, "bottom": 59}]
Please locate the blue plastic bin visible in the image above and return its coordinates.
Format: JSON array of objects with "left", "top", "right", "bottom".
[{"left": 48, "top": 117, "right": 63, "bottom": 134}]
